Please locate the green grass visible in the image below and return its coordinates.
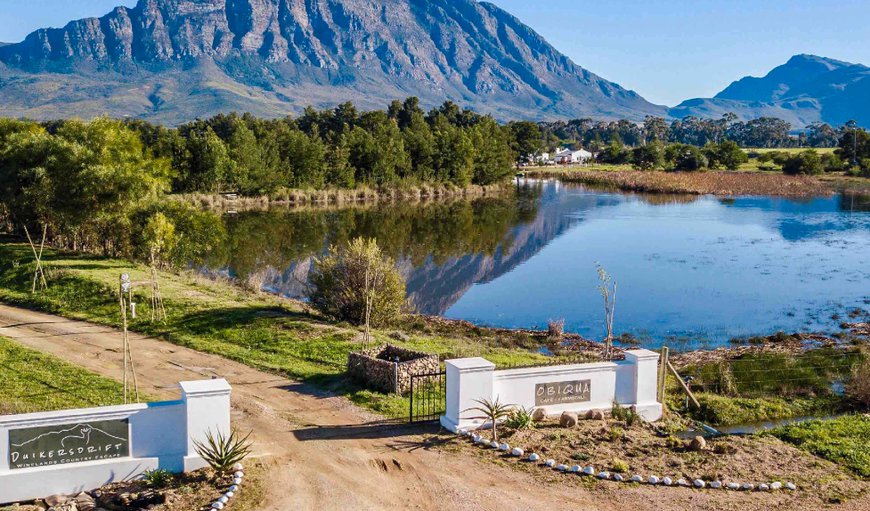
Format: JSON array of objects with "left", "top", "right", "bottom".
[
  {"left": 685, "top": 393, "right": 847, "bottom": 426},
  {"left": 0, "top": 239, "right": 557, "bottom": 418},
  {"left": 769, "top": 415, "right": 870, "bottom": 478},
  {"left": 0, "top": 336, "right": 127, "bottom": 414}
]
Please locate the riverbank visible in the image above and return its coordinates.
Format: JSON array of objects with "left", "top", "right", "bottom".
[
  {"left": 524, "top": 168, "right": 869, "bottom": 197},
  {"left": 177, "top": 182, "right": 513, "bottom": 210}
]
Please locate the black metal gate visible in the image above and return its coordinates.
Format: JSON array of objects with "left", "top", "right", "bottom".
[{"left": 408, "top": 371, "right": 446, "bottom": 423}]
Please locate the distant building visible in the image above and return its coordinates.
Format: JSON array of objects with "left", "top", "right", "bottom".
[{"left": 553, "top": 148, "right": 593, "bottom": 164}]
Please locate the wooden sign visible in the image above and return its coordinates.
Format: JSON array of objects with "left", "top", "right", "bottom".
[
  {"left": 8, "top": 419, "right": 130, "bottom": 470},
  {"left": 535, "top": 380, "right": 591, "bottom": 406}
]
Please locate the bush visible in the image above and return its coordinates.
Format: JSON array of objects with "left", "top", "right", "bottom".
[
  {"left": 547, "top": 318, "right": 564, "bottom": 339},
  {"left": 715, "top": 141, "right": 749, "bottom": 170},
  {"left": 308, "top": 237, "right": 406, "bottom": 326},
  {"left": 193, "top": 428, "right": 253, "bottom": 475},
  {"left": 847, "top": 356, "right": 870, "bottom": 407},
  {"left": 608, "top": 426, "right": 625, "bottom": 442},
  {"left": 610, "top": 458, "right": 630, "bottom": 473},
  {"left": 504, "top": 407, "right": 536, "bottom": 430},
  {"left": 142, "top": 468, "right": 175, "bottom": 488},
  {"left": 666, "top": 144, "right": 708, "bottom": 171},
  {"left": 611, "top": 402, "right": 640, "bottom": 427},
  {"left": 782, "top": 150, "right": 823, "bottom": 175},
  {"left": 631, "top": 142, "right": 665, "bottom": 170},
  {"left": 821, "top": 153, "right": 845, "bottom": 172}
]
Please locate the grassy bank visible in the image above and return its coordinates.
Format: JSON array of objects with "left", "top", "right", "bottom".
[
  {"left": 178, "top": 182, "right": 511, "bottom": 210},
  {"left": 0, "top": 239, "right": 558, "bottom": 418},
  {"left": 769, "top": 415, "right": 870, "bottom": 478},
  {"left": 525, "top": 169, "right": 853, "bottom": 197},
  {"left": 0, "top": 336, "right": 127, "bottom": 414}
]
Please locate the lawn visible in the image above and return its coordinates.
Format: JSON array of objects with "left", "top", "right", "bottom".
[
  {"left": 0, "top": 336, "right": 127, "bottom": 414},
  {"left": 0, "top": 239, "right": 558, "bottom": 418},
  {"left": 769, "top": 415, "right": 870, "bottom": 478}
]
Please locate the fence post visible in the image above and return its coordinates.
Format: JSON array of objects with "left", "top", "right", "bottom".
[{"left": 658, "top": 346, "right": 669, "bottom": 404}]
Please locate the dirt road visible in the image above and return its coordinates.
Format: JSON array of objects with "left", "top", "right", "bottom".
[{"left": 0, "top": 304, "right": 607, "bottom": 511}]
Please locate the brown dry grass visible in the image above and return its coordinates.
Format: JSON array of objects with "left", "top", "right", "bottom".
[{"left": 544, "top": 170, "right": 837, "bottom": 197}]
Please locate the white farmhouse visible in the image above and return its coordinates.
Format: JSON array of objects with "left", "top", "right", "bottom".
[{"left": 553, "top": 147, "right": 593, "bottom": 164}]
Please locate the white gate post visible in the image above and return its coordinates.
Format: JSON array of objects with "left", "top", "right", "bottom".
[
  {"left": 180, "top": 379, "right": 232, "bottom": 471},
  {"left": 441, "top": 358, "right": 495, "bottom": 433},
  {"left": 621, "top": 349, "right": 663, "bottom": 421}
]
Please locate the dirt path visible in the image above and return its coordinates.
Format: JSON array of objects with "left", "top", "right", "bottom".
[{"left": 0, "top": 304, "right": 607, "bottom": 511}]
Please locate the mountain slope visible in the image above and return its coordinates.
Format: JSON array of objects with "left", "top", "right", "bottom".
[
  {"left": 0, "top": 0, "right": 665, "bottom": 124},
  {"left": 670, "top": 54, "right": 870, "bottom": 127}
]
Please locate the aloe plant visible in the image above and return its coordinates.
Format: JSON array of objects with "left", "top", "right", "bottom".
[
  {"left": 193, "top": 428, "right": 253, "bottom": 475},
  {"left": 464, "top": 397, "right": 513, "bottom": 442}
]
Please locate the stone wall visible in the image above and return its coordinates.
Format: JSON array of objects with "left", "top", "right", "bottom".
[{"left": 347, "top": 345, "right": 440, "bottom": 394}]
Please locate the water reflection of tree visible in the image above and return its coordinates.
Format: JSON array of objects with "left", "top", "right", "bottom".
[
  {"left": 839, "top": 192, "right": 870, "bottom": 212},
  {"left": 213, "top": 188, "right": 541, "bottom": 280}
]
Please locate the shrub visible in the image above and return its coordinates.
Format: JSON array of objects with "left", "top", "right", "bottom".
[
  {"left": 666, "top": 144, "right": 708, "bottom": 171},
  {"left": 610, "top": 458, "right": 630, "bottom": 473},
  {"left": 193, "top": 428, "right": 253, "bottom": 475},
  {"left": 821, "top": 153, "right": 845, "bottom": 172},
  {"left": 308, "top": 237, "right": 406, "bottom": 326},
  {"left": 464, "top": 398, "right": 513, "bottom": 442},
  {"left": 505, "top": 407, "right": 536, "bottom": 431},
  {"left": 782, "top": 150, "right": 823, "bottom": 175},
  {"left": 847, "top": 355, "right": 870, "bottom": 407},
  {"left": 611, "top": 402, "right": 640, "bottom": 427},
  {"left": 631, "top": 142, "right": 665, "bottom": 170},
  {"left": 715, "top": 141, "right": 749, "bottom": 170},
  {"left": 608, "top": 426, "right": 625, "bottom": 442},
  {"left": 665, "top": 435, "right": 683, "bottom": 450},
  {"left": 142, "top": 468, "right": 174, "bottom": 488},
  {"left": 547, "top": 318, "right": 565, "bottom": 339}
]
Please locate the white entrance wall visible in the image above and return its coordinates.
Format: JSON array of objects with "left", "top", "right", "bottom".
[
  {"left": 0, "top": 379, "right": 231, "bottom": 505},
  {"left": 441, "top": 349, "right": 662, "bottom": 432}
]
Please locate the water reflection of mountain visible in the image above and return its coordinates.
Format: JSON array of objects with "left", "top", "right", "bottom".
[{"left": 257, "top": 182, "right": 621, "bottom": 315}]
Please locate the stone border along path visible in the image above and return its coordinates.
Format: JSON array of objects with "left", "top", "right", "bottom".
[
  {"left": 209, "top": 463, "right": 245, "bottom": 510},
  {"left": 459, "top": 431, "right": 798, "bottom": 493}
]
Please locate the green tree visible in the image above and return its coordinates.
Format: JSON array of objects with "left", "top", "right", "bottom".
[
  {"left": 716, "top": 141, "right": 748, "bottom": 170},
  {"left": 666, "top": 144, "right": 708, "bottom": 171},
  {"left": 185, "top": 127, "right": 232, "bottom": 193},
  {"left": 469, "top": 117, "right": 514, "bottom": 185},
  {"left": 508, "top": 121, "right": 543, "bottom": 165},
  {"left": 631, "top": 142, "right": 664, "bottom": 170},
  {"left": 782, "top": 150, "right": 823, "bottom": 175}
]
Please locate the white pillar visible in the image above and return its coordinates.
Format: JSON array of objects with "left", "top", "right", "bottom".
[
  {"left": 621, "top": 349, "right": 663, "bottom": 421},
  {"left": 180, "top": 379, "right": 232, "bottom": 471},
  {"left": 440, "top": 358, "right": 495, "bottom": 433}
]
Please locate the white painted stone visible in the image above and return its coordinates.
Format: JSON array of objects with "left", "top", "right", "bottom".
[
  {"left": 556, "top": 464, "right": 569, "bottom": 472},
  {"left": 234, "top": 471, "right": 244, "bottom": 478},
  {"left": 613, "top": 473, "right": 624, "bottom": 482},
  {"left": 770, "top": 482, "right": 782, "bottom": 490},
  {"left": 212, "top": 503, "right": 224, "bottom": 510},
  {"left": 229, "top": 485, "right": 239, "bottom": 492},
  {"left": 219, "top": 496, "right": 229, "bottom": 504},
  {"left": 544, "top": 459, "right": 556, "bottom": 468},
  {"left": 630, "top": 475, "right": 643, "bottom": 482},
  {"left": 233, "top": 463, "right": 244, "bottom": 471},
  {"left": 648, "top": 476, "right": 660, "bottom": 485},
  {"left": 693, "top": 479, "right": 705, "bottom": 488},
  {"left": 758, "top": 483, "right": 770, "bottom": 491},
  {"left": 570, "top": 465, "right": 582, "bottom": 473},
  {"left": 225, "top": 491, "right": 235, "bottom": 498},
  {"left": 583, "top": 466, "right": 596, "bottom": 476},
  {"left": 489, "top": 441, "right": 500, "bottom": 449},
  {"left": 742, "top": 483, "right": 755, "bottom": 491},
  {"left": 528, "top": 453, "right": 540, "bottom": 462},
  {"left": 511, "top": 448, "right": 524, "bottom": 457},
  {"left": 499, "top": 443, "right": 510, "bottom": 451},
  {"left": 597, "top": 472, "right": 610, "bottom": 480},
  {"left": 233, "top": 477, "right": 243, "bottom": 485},
  {"left": 727, "top": 482, "right": 740, "bottom": 490},
  {"left": 662, "top": 477, "right": 673, "bottom": 486},
  {"left": 710, "top": 481, "right": 722, "bottom": 489},
  {"left": 785, "top": 482, "right": 797, "bottom": 491},
  {"left": 471, "top": 433, "right": 481, "bottom": 443}
]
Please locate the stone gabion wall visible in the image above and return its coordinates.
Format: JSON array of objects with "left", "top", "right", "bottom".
[{"left": 347, "top": 344, "right": 440, "bottom": 394}]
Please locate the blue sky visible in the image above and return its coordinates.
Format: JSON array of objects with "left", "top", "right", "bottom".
[{"left": 1, "top": 0, "right": 868, "bottom": 106}]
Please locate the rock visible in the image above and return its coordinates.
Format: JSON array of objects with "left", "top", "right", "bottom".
[
  {"left": 511, "top": 447, "right": 524, "bottom": 457},
  {"left": 710, "top": 481, "right": 722, "bottom": 489},
  {"left": 694, "top": 479, "right": 706, "bottom": 488},
  {"left": 677, "top": 479, "right": 690, "bottom": 487},
  {"left": 531, "top": 408, "right": 548, "bottom": 422},
  {"left": 499, "top": 443, "right": 510, "bottom": 451},
  {"left": 559, "top": 412, "right": 578, "bottom": 428},
  {"left": 758, "top": 483, "right": 770, "bottom": 491},
  {"left": 597, "top": 471, "right": 610, "bottom": 480},
  {"left": 233, "top": 462, "right": 244, "bottom": 471},
  {"left": 727, "top": 482, "right": 740, "bottom": 490},
  {"left": 785, "top": 482, "right": 797, "bottom": 491},
  {"left": 544, "top": 459, "right": 556, "bottom": 468},
  {"left": 613, "top": 473, "right": 624, "bottom": 482},
  {"left": 630, "top": 475, "right": 643, "bottom": 482},
  {"left": 47, "top": 505, "right": 76, "bottom": 511},
  {"left": 770, "top": 482, "right": 782, "bottom": 490},
  {"left": 233, "top": 471, "right": 245, "bottom": 478},
  {"left": 583, "top": 466, "right": 596, "bottom": 476},
  {"left": 686, "top": 436, "right": 707, "bottom": 452},
  {"left": 556, "top": 464, "right": 569, "bottom": 472},
  {"left": 570, "top": 465, "right": 582, "bottom": 473},
  {"left": 219, "top": 496, "right": 229, "bottom": 504},
  {"left": 742, "top": 483, "right": 755, "bottom": 491},
  {"left": 662, "top": 477, "right": 673, "bottom": 486},
  {"left": 489, "top": 441, "right": 499, "bottom": 449},
  {"left": 389, "top": 331, "right": 410, "bottom": 342},
  {"left": 648, "top": 476, "right": 660, "bottom": 485},
  {"left": 212, "top": 503, "right": 224, "bottom": 510},
  {"left": 75, "top": 492, "right": 96, "bottom": 511},
  {"left": 229, "top": 485, "right": 239, "bottom": 492},
  {"left": 584, "top": 409, "right": 605, "bottom": 420},
  {"left": 225, "top": 491, "right": 235, "bottom": 498},
  {"left": 233, "top": 477, "right": 242, "bottom": 485},
  {"left": 528, "top": 453, "right": 540, "bottom": 462},
  {"left": 44, "top": 496, "right": 69, "bottom": 507}
]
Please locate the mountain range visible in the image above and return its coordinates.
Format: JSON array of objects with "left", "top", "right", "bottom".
[{"left": 0, "top": 1, "right": 866, "bottom": 127}]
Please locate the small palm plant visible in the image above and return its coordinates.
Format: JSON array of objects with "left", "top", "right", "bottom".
[
  {"left": 464, "top": 398, "right": 513, "bottom": 442},
  {"left": 193, "top": 428, "right": 253, "bottom": 476}
]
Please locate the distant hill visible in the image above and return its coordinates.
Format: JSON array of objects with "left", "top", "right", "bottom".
[
  {"left": 0, "top": 0, "right": 665, "bottom": 125},
  {"left": 670, "top": 54, "right": 870, "bottom": 128}
]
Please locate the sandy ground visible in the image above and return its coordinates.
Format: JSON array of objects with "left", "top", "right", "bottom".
[{"left": 1, "top": 303, "right": 867, "bottom": 511}]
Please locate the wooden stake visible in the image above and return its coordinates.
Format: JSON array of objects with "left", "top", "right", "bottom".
[
  {"left": 24, "top": 225, "right": 49, "bottom": 292},
  {"left": 667, "top": 360, "right": 700, "bottom": 409},
  {"left": 658, "top": 346, "right": 669, "bottom": 403}
]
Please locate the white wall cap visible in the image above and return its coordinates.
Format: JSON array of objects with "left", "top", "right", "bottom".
[
  {"left": 180, "top": 378, "right": 232, "bottom": 396},
  {"left": 445, "top": 358, "right": 496, "bottom": 371},
  {"left": 0, "top": 403, "right": 148, "bottom": 427},
  {"left": 494, "top": 362, "right": 617, "bottom": 380},
  {"left": 624, "top": 349, "right": 660, "bottom": 361}
]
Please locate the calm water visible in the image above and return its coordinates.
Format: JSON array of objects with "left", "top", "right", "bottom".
[{"left": 208, "top": 180, "right": 870, "bottom": 350}]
